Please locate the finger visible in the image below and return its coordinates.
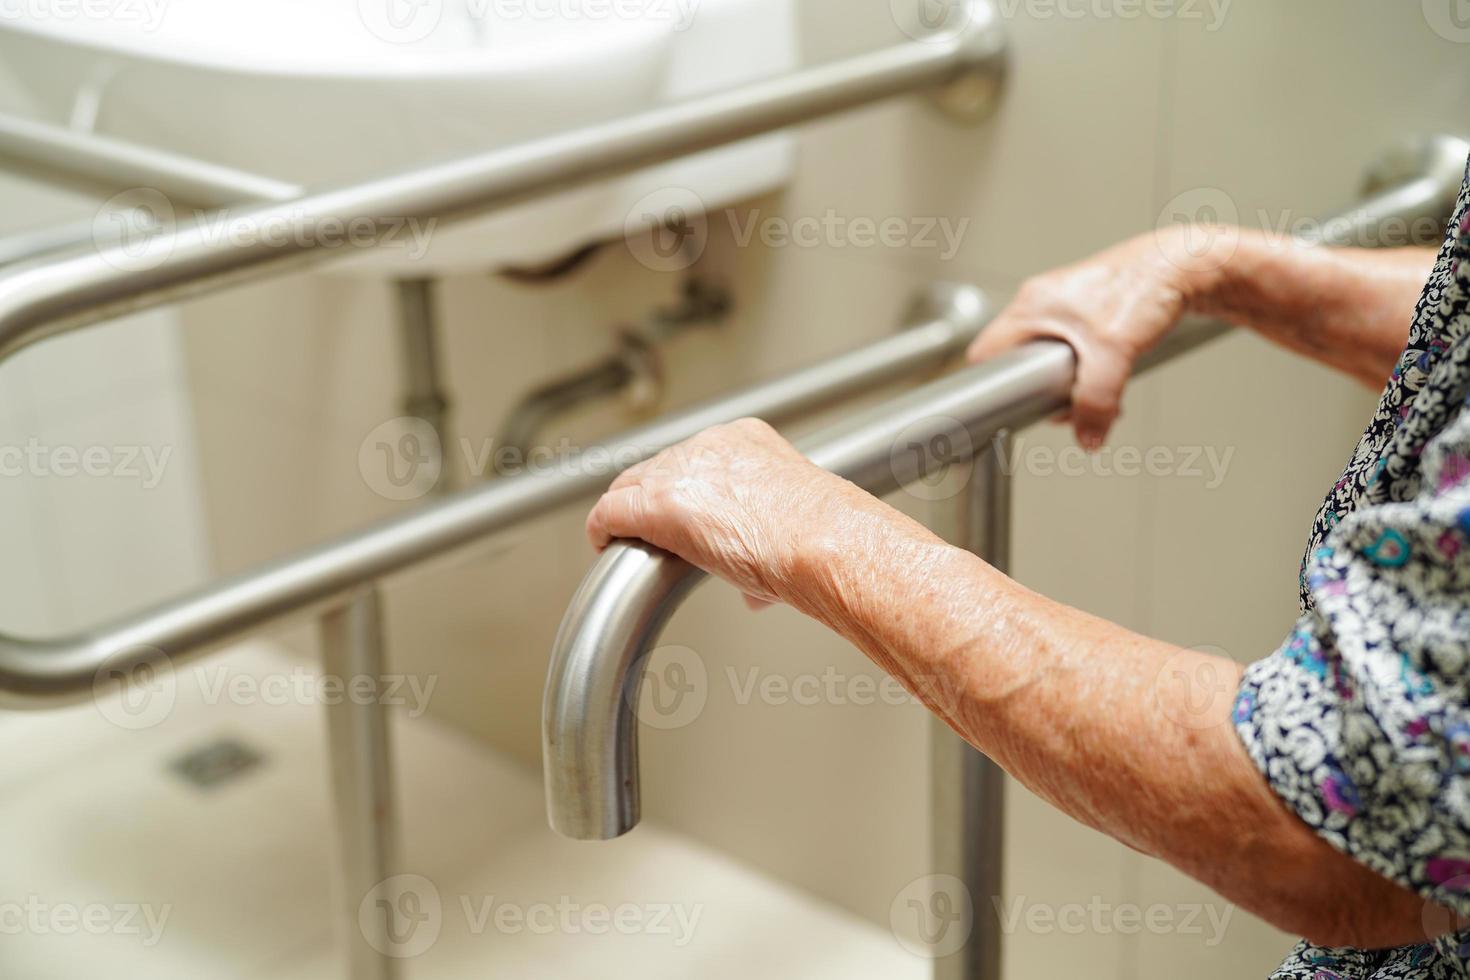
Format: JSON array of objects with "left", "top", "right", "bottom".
[
  {"left": 1068, "top": 346, "right": 1131, "bottom": 451},
  {"left": 989, "top": 320, "right": 1126, "bottom": 450},
  {"left": 742, "top": 594, "right": 776, "bottom": 612},
  {"left": 585, "top": 485, "right": 653, "bottom": 552},
  {"left": 966, "top": 319, "right": 1032, "bottom": 363}
]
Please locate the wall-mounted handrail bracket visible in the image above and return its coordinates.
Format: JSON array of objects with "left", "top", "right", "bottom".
[
  {"left": 927, "top": 0, "right": 1010, "bottom": 122},
  {"left": 1361, "top": 134, "right": 1470, "bottom": 235}
]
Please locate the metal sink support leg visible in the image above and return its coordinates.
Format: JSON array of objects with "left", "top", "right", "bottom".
[
  {"left": 396, "top": 279, "right": 452, "bottom": 495},
  {"left": 321, "top": 589, "right": 400, "bottom": 980}
]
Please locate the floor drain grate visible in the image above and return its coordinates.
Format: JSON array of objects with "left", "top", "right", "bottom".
[{"left": 168, "top": 737, "right": 266, "bottom": 790}]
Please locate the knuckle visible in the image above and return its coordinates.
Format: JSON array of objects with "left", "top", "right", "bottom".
[
  {"left": 730, "top": 417, "right": 775, "bottom": 438},
  {"left": 1015, "top": 275, "right": 1053, "bottom": 301}
]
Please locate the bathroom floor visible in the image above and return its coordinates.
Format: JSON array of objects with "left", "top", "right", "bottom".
[{"left": 0, "top": 642, "right": 922, "bottom": 979}]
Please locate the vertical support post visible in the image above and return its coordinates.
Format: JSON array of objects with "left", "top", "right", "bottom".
[
  {"left": 396, "top": 278, "right": 451, "bottom": 494},
  {"left": 930, "top": 429, "right": 1009, "bottom": 980},
  {"left": 320, "top": 587, "right": 400, "bottom": 980}
]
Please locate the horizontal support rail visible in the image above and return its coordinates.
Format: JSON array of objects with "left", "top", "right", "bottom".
[
  {"left": 0, "top": 219, "right": 99, "bottom": 268},
  {"left": 540, "top": 146, "right": 1468, "bottom": 841},
  {"left": 0, "top": 285, "right": 990, "bottom": 704},
  {"left": 0, "top": 112, "right": 303, "bottom": 269},
  {"left": 0, "top": 110, "right": 302, "bottom": 209},
  {"left": 0, "top": 3, "right": 1005, "bottom": 361}
]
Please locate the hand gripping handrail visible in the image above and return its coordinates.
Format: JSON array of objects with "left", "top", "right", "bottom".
[
  {"left": 0, "top": 5, "right": 1005, "bottom": 360},
  {"left": 0, "top": 283, "right": 991, "bottom": 704},
  {"left": 541, "top": 138, "right": 1470, "bottom": 843}
]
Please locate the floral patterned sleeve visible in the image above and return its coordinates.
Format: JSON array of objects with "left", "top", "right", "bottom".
[{"left": 1233, "top": 184, "right": 1470, "bottom": 976}]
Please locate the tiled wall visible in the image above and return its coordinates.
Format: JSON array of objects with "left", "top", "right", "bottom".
[
  {"left": 6, "top": 3, "right": 1467, "bottom": 978},
  {"left": 0, "top": 172, "right": 209, "bottom": 637}
]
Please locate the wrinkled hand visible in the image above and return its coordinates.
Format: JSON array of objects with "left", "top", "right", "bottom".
[
  {"left": 967, "top": 225, "right": 1222, "bottom": 449},
  {"left": 585, "top": 418, "right": 881, "bottom": 608}
]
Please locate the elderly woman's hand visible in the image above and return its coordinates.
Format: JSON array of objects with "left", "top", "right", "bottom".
[
  {"left": 970, "top": 224, "right": 1437, "bottom": 450},
  {"left": 585, "top": 418, "right": 889, "bottom": 607},
  {"left": 966, "top": 224, "right": 1222, "bottom": 450}
]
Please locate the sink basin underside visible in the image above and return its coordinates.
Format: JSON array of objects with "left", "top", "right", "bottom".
[
  {"left": 0, "top": 0, "right": 798, "bottom": 270},
  {"left": 1, "top": 0, "right": 679, "bottom": 76}
]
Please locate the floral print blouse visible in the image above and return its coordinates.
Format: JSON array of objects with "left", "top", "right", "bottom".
[{"left": 1234, "top": 155, "right": 1470, "bottom": 979}]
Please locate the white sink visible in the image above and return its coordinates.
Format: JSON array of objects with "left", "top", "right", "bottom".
[{"left": 0, "top": 0, "right": 797, "bottom": 271}]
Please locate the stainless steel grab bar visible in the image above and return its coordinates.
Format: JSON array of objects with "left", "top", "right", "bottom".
[
  {"left": 540, "top": 154, "right": 1463, "bottom": 980},
  {"left": 0, "top": 111, "right": 304, "bottom": 269},
  {"left": 0, "top": 5, "right": 1005, "bottom": 361},
  {"left": 0, "top": 21, "right": 1006, "bottom": 975},
  {"left": 0, "top": 279, "right": 986, "bottom": 979},
  {"left": 539, "top": 147, "right": 1466, "bottom": 841},
  {"left": 0, "top": 283, "right": 990, "bottom": 703},
  {"left": 0, "top": 111, "right": 302, "bottom": 209}
]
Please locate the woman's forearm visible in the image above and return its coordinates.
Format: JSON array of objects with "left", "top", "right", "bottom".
[
  {"left": 1192, "top": 231, "right": 1435, "bottom": 386},
  {"left": 783, "top": 509, "right": 1435, "bottom": 950}
]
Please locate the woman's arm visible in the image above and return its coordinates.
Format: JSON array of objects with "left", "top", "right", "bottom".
[
  {"left": 789, "top": 497, "right": 1432, "bottom": 950},
  {"left": 1200, "top": 231, "right": 1435, "bottom": 384},
  {"left": 586, "top": 419, "right": 1443, "bottom": 950},
  {"left": 968, "top": 227, "right": 1435, "bottom": 448}
]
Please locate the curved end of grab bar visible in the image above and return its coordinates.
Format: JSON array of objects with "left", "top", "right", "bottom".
[
  {"left": 929, "top": 0, "right": 1011, "bottom": 122},
  {"left": 1361, "top": 134, "right": 1470, "bottom": 217},
  {"left": 0, "top": 632, "right": 128, "bottom": 711},
  {"left": 543, "top": 542, "right": 705, "bottom": 841}
]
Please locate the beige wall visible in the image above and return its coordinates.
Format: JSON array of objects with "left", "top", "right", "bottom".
[
  {"left": 159, "top": 3, "right": 1470, "bottom": 978},
  {"left": 0, "top": 182, "right": 210, "bottom": 636}
]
